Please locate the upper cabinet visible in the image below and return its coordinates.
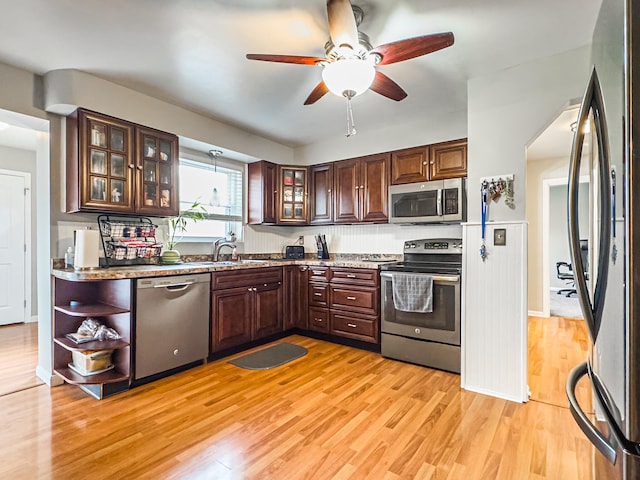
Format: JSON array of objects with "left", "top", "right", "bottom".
[
  {"left": 334, "top": 153, "right": 389, "bottom": 224},
  {"left": 277, "top": 166, "right": 308, "bottom": 225},
  {"left": 309, "top": 163, "right": 333, "bottom": 225},
  {"left": 390, "top": 146, "right": 430, "bottom": 185},
  {"left": 66, "top": 109, "right": 179, "bottom": 216},
  {"left": 134, "top": 127, "right": 179, "bottom": 216},
  {"left": 429, "top": 138, "right": 468, "bottom": 181},
  {"left": 390, "top": 138, "right": 467, "bottom": 185},
  {"left": 248, "top": 160, "right": 277, "bottom": 224}
]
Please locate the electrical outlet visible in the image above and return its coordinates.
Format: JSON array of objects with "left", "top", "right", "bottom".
[{"left": 298, "top": 236, "right": 304, "bottom": 245}]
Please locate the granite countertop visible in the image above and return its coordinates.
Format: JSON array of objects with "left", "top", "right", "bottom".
[{"left": 51, "top": 255, "right": 401, "bottom": 281}]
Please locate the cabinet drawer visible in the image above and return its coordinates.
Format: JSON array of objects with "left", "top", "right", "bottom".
[
  {"left": 330, "top": 311, "right": 378, "bottom": 343},
  {"left": 309, "top": 307, "right": 329, "bottom": 332},
  {"left": 330, "top": 267, "right": 378, "bottom": 286},
  {"left": 308, "top": 266, "right": 331, "bottom": 281},
  {"left": 212, "top": 267, "right": 282, "bottom": 290},
  {"left": 309, "top": 283, "right": 329, "bottom": 307},
  {"left": 330, "top": 285, "right": 378, "bottom": 315}
]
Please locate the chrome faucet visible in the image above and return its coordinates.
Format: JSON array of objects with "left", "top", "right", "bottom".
[{"left": 213, "top": 239, "right": 236, "bottom": 261}]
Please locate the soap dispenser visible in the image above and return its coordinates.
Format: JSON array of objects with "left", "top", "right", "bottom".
[
  {"left": 231, "top": 246, "right": 238, "bottom": 261},
  {"left": 65, "top": 247, "right": 75, "bottom": 268}
]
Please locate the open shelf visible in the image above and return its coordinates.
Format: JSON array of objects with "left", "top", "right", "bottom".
[
  {"left": 54, "top": 366, "right": 129, "bottom": 385},
  {"left": 54, "top": 337, "right": 129, "bottom": 352},
  {"left": 54, "top": 303, "right": 129, "bottom": 317}
]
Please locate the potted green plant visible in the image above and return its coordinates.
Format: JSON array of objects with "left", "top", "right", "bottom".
[{"left": 161, "top": 201, "right": 207, "bottom": 264}]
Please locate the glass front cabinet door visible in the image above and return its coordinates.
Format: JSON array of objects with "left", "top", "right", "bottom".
[
  {"left": 278, "top": 166, "right": 308, "bottom": 224},
  {"left": 74, "top": 110, "right": 136, "bottom": 213},
  {"left": 135, "top": 127, "right": 178, "bottom": 217}
]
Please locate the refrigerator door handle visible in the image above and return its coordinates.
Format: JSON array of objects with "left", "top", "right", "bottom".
[
  {"left": 567, "top": 67, "right": 612, "bottom": 341},
  {"left": 566, "top": 361, "right": 617, "bottom": 464}
]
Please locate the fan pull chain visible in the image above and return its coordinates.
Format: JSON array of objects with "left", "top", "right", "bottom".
[{"left": 344, "top": 90, "right": 357, "bottom": 137}]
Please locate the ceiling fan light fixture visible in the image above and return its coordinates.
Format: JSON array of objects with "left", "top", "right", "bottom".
[{"left": 322, "top": 59, "right": 375, "bottom": 98}]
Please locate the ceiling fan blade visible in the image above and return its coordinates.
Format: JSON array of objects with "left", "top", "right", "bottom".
[
  {"left": 327, "top": 0, "right": 359, "bottom": 50},
  {"left": 370, "top": 71, "right": 407, "bottom": 101},
  {"left": 372, "top": 32, "right": 454, "bottom": 66},
  {"left": 304, "top": 81, "right": 330, "bottom": 105},
  {"left": 246, "top": 54, "right": 325, "bottom": 65}
]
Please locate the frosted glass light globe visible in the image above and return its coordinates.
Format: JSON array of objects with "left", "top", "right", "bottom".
[{"left": 322, "top": 59, "right": 376, "bottom": 97}]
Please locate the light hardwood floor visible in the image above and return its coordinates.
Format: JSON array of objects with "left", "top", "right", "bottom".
[
  {"left": 0, "top": 322, "right": 43, "bottom": 397},
  {"left": 528, "top": 315, "right": 592, "bottom": 412},
  {"left": 1, "top": 334, "right": 594, "bottom": 479}
]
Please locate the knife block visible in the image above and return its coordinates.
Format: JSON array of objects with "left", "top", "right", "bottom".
[{"left": 317, "top": 247, "right": 330, "bottom": 260}]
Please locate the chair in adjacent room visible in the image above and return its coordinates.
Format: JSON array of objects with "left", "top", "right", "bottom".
[
  {"left": 555, "top": 239, "right": 589, "bottom": 298},
  {"left": 556, "top": 261, "right": 577, "bottom": 297}
]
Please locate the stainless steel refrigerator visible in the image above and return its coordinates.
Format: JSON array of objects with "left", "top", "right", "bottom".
[{"left": 565, "top": 0, "right": 640, "bottom": 478}]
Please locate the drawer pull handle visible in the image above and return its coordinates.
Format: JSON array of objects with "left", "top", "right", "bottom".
[
  {"left": 347, "top": 323, "right": 357, "bottom": 328},
  {"left": 314, "top": 293, "right": 322, "bottom": 296},
  {"left": 346, "top": 274, "right": 356, "bottom": 278},
  {"left": 346, "top": 296, "right": 356, "bottom": 300},
  {"left": 315, "top": 318, "right": 323, "bottom": 322}
]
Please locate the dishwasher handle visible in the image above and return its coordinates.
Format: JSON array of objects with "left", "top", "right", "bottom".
[{"left": 154, "top": 281, "right": 194, "bottom": 291}]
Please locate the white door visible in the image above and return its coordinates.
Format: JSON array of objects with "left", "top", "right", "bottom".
[{"left": 0, "top": 172, "right": 26, "bottom": 325}]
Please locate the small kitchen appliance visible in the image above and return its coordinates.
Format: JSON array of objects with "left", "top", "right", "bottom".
[{"left": 285, "top": 245, "right": 305, "bottom": 259}]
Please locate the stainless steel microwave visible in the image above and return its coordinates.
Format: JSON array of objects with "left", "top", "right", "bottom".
[{"left": 388, "top": 178, "right": 466, "bottom": 224}]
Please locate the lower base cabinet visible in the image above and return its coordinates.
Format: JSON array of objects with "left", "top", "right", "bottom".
[
  {"left": 307, "top": 267, "right": 380, "bottom": 344},
  {"left": 284, "top": 265, "right": 308, "bottom": 330},
  {"left": 211, "top": 267, "right": 283, "bottom": 352},
  {"left": 52, "top": 277, "right": 132, "bottom": 399}
]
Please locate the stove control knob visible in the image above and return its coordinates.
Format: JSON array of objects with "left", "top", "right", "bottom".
[
  {"left": 409, "top": 243, "right": 417, "bottom": 249},
  {"left": 415, "top": 328, "right": 421, "bottom": 334}
]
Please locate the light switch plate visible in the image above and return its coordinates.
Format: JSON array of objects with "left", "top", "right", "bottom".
[{"left": 494, "top": 228, "right": 506, "bottom": 246}]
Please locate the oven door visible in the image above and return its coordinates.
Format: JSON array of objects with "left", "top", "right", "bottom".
[{"left": 380, "top": 271, "right": 460, "bottom": 345}]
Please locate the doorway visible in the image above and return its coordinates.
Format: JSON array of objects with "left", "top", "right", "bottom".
[
  {"left": 526, "top": 105, "right": 592, "bottom": 409},
  {"left": 0, "top": 111, "right": 49, "bottom": 396}
]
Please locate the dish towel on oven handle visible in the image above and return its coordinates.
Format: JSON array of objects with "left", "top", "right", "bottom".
[{"left": 392, "top": 273, "right": 434, "bottom": 313}]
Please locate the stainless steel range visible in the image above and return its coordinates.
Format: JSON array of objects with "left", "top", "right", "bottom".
[{"left": 380, "top": 238, "right": 462, "bottom": 373}]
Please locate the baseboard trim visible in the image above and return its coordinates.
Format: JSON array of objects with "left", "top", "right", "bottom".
[
  {"left": 528, "top": 310, "right": 546, "bottom": 318},
  {"left": 28, "top": 315, "right": 38, "bottom": 323},
  {"left": 36, "top": 365, "right": 64, "bottom": 387},
  {"left": 462, "top": 384, "right": 527, "bottom": 403}
]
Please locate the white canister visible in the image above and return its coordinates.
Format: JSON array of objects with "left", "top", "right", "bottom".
[{"left": 74, "top": 229, "right": 100, "bottom": 270}]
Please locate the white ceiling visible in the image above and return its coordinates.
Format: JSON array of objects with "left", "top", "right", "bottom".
[{"left": 0, "top": 0, "right": 601, "bottom": 149}]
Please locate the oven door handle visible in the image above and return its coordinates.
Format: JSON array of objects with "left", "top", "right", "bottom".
[{"left": 380, "top": 272, "right": 460, "bottom": 283}]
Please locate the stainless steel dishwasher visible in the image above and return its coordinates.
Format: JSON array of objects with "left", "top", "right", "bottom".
[{"left": 135, "top": 273, "right": 210, "bottom": 380}]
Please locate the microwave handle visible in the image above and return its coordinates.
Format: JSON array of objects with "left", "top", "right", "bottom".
[{"left": 437, "top": 189, "right": 443, "bottom": 216}]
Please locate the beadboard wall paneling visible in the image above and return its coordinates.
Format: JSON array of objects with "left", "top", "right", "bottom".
[
  {"left": 243, "top": 223, "right": 463, "bottom": 255},
  {"left": 462, "top": 221, "right": 528, "bottom": 402}
]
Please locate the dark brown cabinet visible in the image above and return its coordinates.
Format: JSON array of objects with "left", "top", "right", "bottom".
[
  {"left": 278, "top": 166, "right": 308, "bottom": 224},
  {"left": 390, "top": 146, "right": 430, "bottom": 185},
  {"left": 305, "top": 266, "right": 380, "bottom": 344},
  {"left": 248, "top": 160, "right": 277, "bottom": 224},
  {"left": 66, "top": 108, "right": 178, "bottom": 216},
  {"left": 429, "top": 138, "right": 468, "bottom": 180},
  {"left": 52, "top": 277, "right": 132, "bottom": 398},
  {"left": 390, "top": 139, "right": 467, "bottom": 185},
  {"left": 211, "top": 267, "right": 283, "bottom": 352},
  {"left": 334, "top": 153, "right": 389, "bottom": 223},
  {"left": 309, "top": 163, "right": 333, "bottom": 224},
  {"left": 284, "top": 265, "right": 308, "bottom": 330},
  {"left": 134, "top": 126, "right": 179, "bottom": 216}
]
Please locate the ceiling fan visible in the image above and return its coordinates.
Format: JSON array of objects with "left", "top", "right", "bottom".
[{"left": 246, "top": 0, "right": 454, "bottom": 108}]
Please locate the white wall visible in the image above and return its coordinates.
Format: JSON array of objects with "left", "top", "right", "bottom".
[
  {"left": 295, "top": 108, "right": 467, "bottom": 165},
  {"left": 243, "top": 223, "right": 463, "bottom": 256},
  {"left": 44, "top": 69, "right": 293, "bottom": 165},
  {"left": 463, "top": 46, "right": 591, "bottom": 401}
]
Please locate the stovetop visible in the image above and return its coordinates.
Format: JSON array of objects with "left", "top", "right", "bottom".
[{"left": 381, "top": 238, "right": 462, "bottom": 274}]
